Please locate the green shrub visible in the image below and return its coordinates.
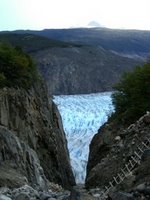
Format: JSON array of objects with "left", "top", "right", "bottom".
[
  {"left": 0, "top": 43, "right": 40, "bottom": 89},
  {"left": 0, "top": 72, "right": 6, "bottom": 87},
  {"left": 112, "top": 62, "right": 150, "bottom": 124}
]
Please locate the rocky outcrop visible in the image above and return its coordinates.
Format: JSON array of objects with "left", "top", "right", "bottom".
[
  {"left": 0, "top": 84, "right": 75, "bottom": 190},
  {"left": 86, "top": 112, "right": 150, "bottom": 199}
]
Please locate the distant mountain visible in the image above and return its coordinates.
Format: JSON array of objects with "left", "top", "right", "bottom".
[
  {"left": 9, "top": 27, "right": 150, "bottom": 60},
  {"left": 0, "top": 33, "right": 80, "bottom": 53},
  {"left": 87, "top": 21, "right": 103, "bottom": 27},
  {"left": 0, "top": 32, "right": 144, "bottom": 95}
]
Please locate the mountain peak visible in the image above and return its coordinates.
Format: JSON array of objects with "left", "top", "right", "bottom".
[{"left": 87, "top": 21, "right": 103, "bottom": 28}]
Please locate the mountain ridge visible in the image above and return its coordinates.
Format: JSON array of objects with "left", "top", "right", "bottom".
[
  {"left": 0, "top": 30, "right": 148, "bottom": 95},
  {"left": 9, "top": 27, "right": 150, "bottom": 59}
]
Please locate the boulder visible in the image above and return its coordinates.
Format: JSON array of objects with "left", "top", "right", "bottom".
[
  {"left": 14, "top": 192, "right": 30, "bottom": 200},
  {"left": 111, "top": 192, "right": 135, "bottom": 200},
  {"left": 0, "top": 195, "right": 12, "bottom": 200},
  {"left": 39, "top": 193, "right": 53, "bottom": 200},
  {"left": 141, "top": 150, "right": 150, "bottom": 162}
]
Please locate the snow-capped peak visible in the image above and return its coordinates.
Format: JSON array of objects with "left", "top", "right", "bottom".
[{"left": 87, "top": 20, "right": 104, "bottom": 28}]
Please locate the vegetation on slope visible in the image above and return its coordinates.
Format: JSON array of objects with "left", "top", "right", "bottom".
[
  {"left": 0, "top": 32, "right": 143, "bottom": 95},
  {"left": 112, "top": 62, "right": 150, "bottom": 124},
  {"left": 13, "top": 28, "right": 150, "bottom": 56},
  {"left": 0, "top": 43, "right": 40, "bottom": 89},
  {"left": 0, "top": 33, "right": 82, "bottom": 53}
]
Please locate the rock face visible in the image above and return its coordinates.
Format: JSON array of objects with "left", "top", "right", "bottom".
[
  {"left": 86, "top": 112, "right": 150, "bottom": 198},
  {"left": 32, "top": 46, "right": 141, "bottom": 95},
  {"left": 0, "top": 85, "right": 75, "bottom": 190}
]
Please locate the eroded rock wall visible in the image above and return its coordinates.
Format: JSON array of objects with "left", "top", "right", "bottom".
[
  {"left": 0, "top": 85, "right": 75, "bottom": 190},
  {"left": 86, "top": 112, "right": 150, "bottom": 191},
  {"left": 32, "top": 46, "right": 141, "bottom": 95}
]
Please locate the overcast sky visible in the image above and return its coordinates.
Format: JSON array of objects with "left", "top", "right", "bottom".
[{"left": 0, "top": 0, "right": 150, "bottom": 31}]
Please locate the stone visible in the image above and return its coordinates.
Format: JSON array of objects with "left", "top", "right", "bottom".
[
  {"left": 115, "top": 136, "right": 121, "bottom": 141},
  {"left": 39, "top": 193, "right": 51, "bottom": 200},
  {"left": 136, "top": 183, "right": 146, "bottom": 190},
  {"left": 142, "top": 187, "right": 150, "bottom": 195},
  {"left": 120, "top": 174, "right": 136, "bottom": 190},
  {"left": 11, "top": 185, "right": 39, "bottom": 199},
  {"left": 14, "top": 192, "right": 30, "bottom": 200},
  {"left": 143, "top": 113, "right": 150, "bottom": 124},
  {"left": 0, "top": 195, "right": 12, "bottom": 200},
  {"left": 136, "top": 184, "right": 150, "bottom": 195},
  {"left": 141, "top": 150, "right": 150, "bottom": 162},
  {"left": 0, "top": 188, "right": 11, "bottom": 196},
  {"left": 69, "top": 188, "right": 81, "bottom": 200},
  {"left": 111, "top": 192, "right": 135, "bottom": 200}
]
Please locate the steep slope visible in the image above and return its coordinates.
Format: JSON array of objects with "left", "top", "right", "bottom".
[
  {"left": 85, "top": 112, "right": 150, "bottom": 198},
  {"left": 0, "top": 84, "right": 75, "bottom": 189},
  {"left": 32, "top": 46, "right": 141, "bottom": 95}
]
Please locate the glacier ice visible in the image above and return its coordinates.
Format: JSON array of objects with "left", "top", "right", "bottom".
[{"left": 53, "top": 92, "right": 114, "bottom": 183}]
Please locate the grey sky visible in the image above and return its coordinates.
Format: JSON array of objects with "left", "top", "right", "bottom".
[{"left": 0, "top": 0, "right": 150, "bottom": 31}]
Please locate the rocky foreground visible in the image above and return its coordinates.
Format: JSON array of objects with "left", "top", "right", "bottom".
[
  {"left": 0, "top": 184, "right": 71, "bottom": 200},
  {"left": 85, "top": 112, "right": 150, "bottom": 200},
  {"left": 0, "top": 83, "right": 150, "bottom": 200},
  {"left": 0, "top": 84, "right": 75, "bottom": 199}
]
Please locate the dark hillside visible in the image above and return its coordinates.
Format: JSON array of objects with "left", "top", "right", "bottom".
[
  {"left": 32, "top": 46, "right": 142, "bottom": 95},
  {"left": 0, "top": 33, "right": 80, "bottom": 53},
  {"left": 0, "top": 32, "right": 144, "bottom": 95},
  {"left": 11, "top": 27, "right": 150, "bottom": 59}
]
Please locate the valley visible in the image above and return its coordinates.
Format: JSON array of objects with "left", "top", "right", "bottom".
[
  {"left": 1, "top": 27, "right": 149, "bottom": 95},
  {"left": 0, "top": 27, "right": 150, "bottom": 199}
]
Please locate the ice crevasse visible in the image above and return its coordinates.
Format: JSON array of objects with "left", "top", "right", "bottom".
[{"left": 53, "top": 92, "right": 114, "bottom": 183}]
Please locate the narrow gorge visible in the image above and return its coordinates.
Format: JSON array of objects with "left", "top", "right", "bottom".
[{"left": 0, "top": 28, "right": 150, "bottom": 200}]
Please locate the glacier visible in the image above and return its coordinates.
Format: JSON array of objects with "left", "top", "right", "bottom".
[{"left": 53, "top": 92, "right": 114, "bottom": 183}]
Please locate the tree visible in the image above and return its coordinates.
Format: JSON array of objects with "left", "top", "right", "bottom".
[
  {"left": 0, "top": 43, "right": 40, "bottom": 89},
  {"left": 112, "top": 62, "right": 150, "bottom": 124}
]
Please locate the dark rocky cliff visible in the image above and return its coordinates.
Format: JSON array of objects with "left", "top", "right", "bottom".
[
  {"left": 0, "top": 84, "right": 75, "bottom": 190},
  {"left": 32, "top": 46, "right": 141, "bottom": 95},
  {"left": 86, "top": 112, "right": 150, "bottom": 199}
]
